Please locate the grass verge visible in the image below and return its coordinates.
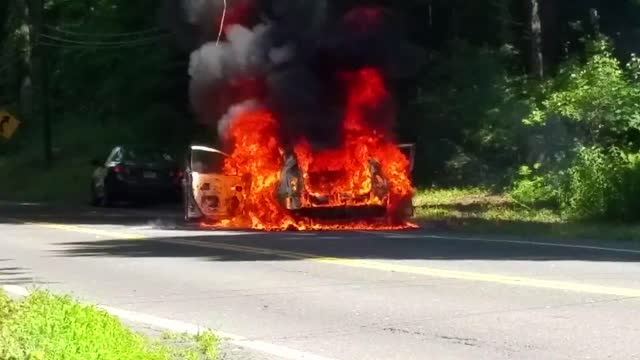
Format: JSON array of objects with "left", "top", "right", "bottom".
[
  {"left": 0, "top": 289, "right": 218, "bottom": 360},
  {"left": 413, "top": 188, "right": 640, "bottom": 242}
]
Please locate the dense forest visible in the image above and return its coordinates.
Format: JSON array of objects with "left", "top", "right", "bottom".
[{"left": 2, "top": 0, "right": 640, "bottom": 222}]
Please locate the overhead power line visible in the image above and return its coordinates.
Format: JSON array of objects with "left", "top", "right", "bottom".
[
  {"left": 216, "top": 0, "right": 227, "bottom": 45},
  {"left": 40, "top": 33, "right": 169, "bottom": 47},
  {"left": 39, "top": 41, "right": 163, "bottom": 50},
  {"left": 44, "top": 24, "right": 164, "bottom": 38}
]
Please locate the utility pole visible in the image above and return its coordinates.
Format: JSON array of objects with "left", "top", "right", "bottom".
[{"left": 27, "top": 0, "right": 52, "bottom": 168}]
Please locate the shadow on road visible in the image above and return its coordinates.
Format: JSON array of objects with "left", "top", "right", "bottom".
[
  {"left": 0, "top": 201, "right": 182, "bottom": 227},
  {"left": 4, "top": 201, "right": 640, "bottom": 263},
  {"left": 52, "top": 231, "right": 640, "bottom": 263},
  {"left": 0, "top": 262, "right": 53, "bottom": 286}
]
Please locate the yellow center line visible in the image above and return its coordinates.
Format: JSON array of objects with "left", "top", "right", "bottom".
[{"left": 13, "top": 220, "right": 640, "bottom": 298}]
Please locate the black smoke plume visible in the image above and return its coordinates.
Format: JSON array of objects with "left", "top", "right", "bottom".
[{"left": 166, "top": 0, "right": 425, "bottom": 150}]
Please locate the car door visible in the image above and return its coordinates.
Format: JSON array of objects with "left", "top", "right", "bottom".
[
  {"left": 397, "top": 143, "right": 416, "bottom": 174},
  {"left": 94, "top": 147, "right": 121, "bottom": 193},
  {"left": 183, "top": 145, "right": 233, "bottom": 221}
]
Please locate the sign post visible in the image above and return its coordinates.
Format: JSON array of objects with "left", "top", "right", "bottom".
[{"left": 0, "top": 110, "right": 20, "bottom": 140}]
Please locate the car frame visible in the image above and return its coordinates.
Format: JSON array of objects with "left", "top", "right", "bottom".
[{"left": 182, "top": 143, "right": 416, "bottom": 224}]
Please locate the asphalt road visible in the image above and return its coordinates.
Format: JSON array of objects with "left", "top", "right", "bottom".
[{"left": 1, "top": 201, "right": 640, "bottom": 360}]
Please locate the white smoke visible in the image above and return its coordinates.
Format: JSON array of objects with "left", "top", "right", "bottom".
[
  {"left": 188, "top": 21, "right": 272, "bottom": 136},
  {"left": 217, "top": 99, "right": 263, "bottom": 138},
  {"left": 226, "top": 23, "right": 270, "bottom": 71},
  {"left": 188, "top": 42, "right": 231, "bottom": 85},
  {"left": 188, "top": 23, "right": 270, "bottom": 89}
]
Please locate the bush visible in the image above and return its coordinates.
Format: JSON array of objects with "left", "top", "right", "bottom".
[
  {"left": 509, "top": 164, "right": 557, "bottom": 208},
  {"left": 559, "top": 146, "right": 640, "bottom": 221},
  {"left": 510, "top": 146, "right": 640, "bottom": 221},
  {"left": 559, "top": 146, "right": 623, "bottom": 219},
  {"left": 524, "top": 38, "right": 640, "bottom": 144},
  {"left": 514, "top": 37, "right": 640, "bottom": 222}
]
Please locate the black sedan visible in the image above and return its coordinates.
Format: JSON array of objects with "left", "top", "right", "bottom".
[{"left": 90, "top": 145, "right": 183, "bottom": 207}]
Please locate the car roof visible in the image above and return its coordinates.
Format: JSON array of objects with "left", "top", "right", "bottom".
[{"left": 116, "top": 144, "right": 170, "bottom": 151}]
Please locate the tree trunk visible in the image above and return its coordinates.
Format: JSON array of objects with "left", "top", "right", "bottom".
[
  {"left": 541, "top": 0, "right": 560, "bottom": 71},
  {"left": 527, "top": 0, "right": 544, "bottom": 78},
  {"left": 496, "top": 0, "right": 514, "bottom": 47}
]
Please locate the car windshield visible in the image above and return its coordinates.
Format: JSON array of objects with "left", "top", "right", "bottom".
[
  {"left": 123, "top": 148, "right": 173, "bottom": 163},
  {"left": 191, "top": 148, "right": 229, "bottom": 173}
]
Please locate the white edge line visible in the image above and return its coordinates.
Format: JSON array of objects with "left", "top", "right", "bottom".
[
  {"left": 357, "top": 231, "right": 640, "bottom": 255},
  {"left": 2, "top": 285, "right": 339, "bottom": 360}
]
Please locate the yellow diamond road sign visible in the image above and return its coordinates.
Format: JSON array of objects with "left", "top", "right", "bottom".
[{"left": 0, "top": 110, "right": 20, "bottom": 140}]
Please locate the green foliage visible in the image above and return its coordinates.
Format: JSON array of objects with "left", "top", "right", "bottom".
[
  {"left": 510, "top": 146, "right": 640, "bottom": 222},
  {"left": 516, "top": 36, "right": 640, "bottom": 222},
  {"left": 0, "top": 291, "right": 170, "bottom": 360},
  {"left": 2, "top": 0, "right": 192, "bottom": 192},
  {"left": 524, "top": 38, "right": 640, "bottom": 143},
  {"left": 408, "top": 41, "right": 529, "bottom": 186},
  {"left": 559, "top": 146, "right": 623, "bottom": 219},
  {"left": 0, "top": 290, "right": 219, "bottom": 360},
  {"left": 194, "top": 331, "right": 219, "bottom": 360},
  {"left": 509, "top": 164, "right": 558, "bottom": 208},
  {"left": 0, "top": 291, "right": 16, "bottom": 327},
  {"left": 559, "top": 146, "right": 640, "bottom": 221}
]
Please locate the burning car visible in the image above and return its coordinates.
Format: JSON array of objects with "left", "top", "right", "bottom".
[
  {"left": 182, "top": 141, "right": 415, "bottom": 229},
  {"left": 177, "top": 1, "right": 424, "bottom": 230},
  {"left": 276, "top": 143, "right": 415, "bottom": 221},
  {"left": 182, "top": 145, "right": 249, "bottom": 223}
]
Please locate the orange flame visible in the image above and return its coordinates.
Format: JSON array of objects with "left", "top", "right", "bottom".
[{"left": 205, "top": 68, "right": 416, "bottom": 231}]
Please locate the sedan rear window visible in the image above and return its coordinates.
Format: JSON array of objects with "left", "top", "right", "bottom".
[{"left": 123, "top": 149, "right": 173, "bottom": 163}]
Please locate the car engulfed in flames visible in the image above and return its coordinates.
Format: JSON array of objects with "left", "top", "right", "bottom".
[
  {"left": 276, "top": 145, "right": 415, "bottom": 222},
  {"left": 183, "top": 68, "right": 418, "bottom": 231},
  {"left": 179, "top": 0, "right": 425, "bottom": 231},
  {"left": 183, "top": 142, "right": 416, "bottom": 231}
]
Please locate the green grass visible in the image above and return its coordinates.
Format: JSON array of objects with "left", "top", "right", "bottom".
[
  {"left": 0, "top": 290, "right": 219, "bottom": 360},
  {"left": 413, "top": 187, "right": 640, "bottom": 241},
  {"left": 0, "top": 153, "right": 94, "bottom": 204}
]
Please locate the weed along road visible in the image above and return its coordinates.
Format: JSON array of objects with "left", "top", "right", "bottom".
[{"left": 1, "top": 203, "right": 640, "bottom": 359}]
